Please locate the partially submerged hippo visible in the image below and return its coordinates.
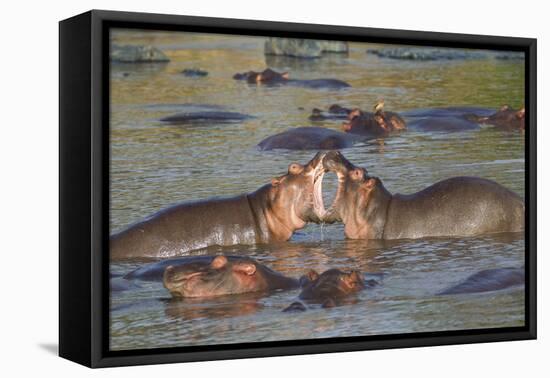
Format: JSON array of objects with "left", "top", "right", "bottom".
[
  {"left": 467, "top": 105, "right": 525, "bottom": 130},
  {"left": 163, "top": 255, "right": 299, "bottom": 298},
  {"left": 438, "top": 267, "right": 524, "bottom": 295},
  {"left": 341, "top": 101, "right": 406, "bottom": 136},
  {"left": 403, "top": 106, "right": 494, "bottom": 132},
  {"left": 309, "top": 104, "right": 352, "bottom": 121},
  {"left": 110, "top": 153, "right": 328, "bottom": 260},
  {"left": 258, "top": 127, "right": 360, "bottom": 151},
  {"left": 322, "top": 151, "right": 524, "bottom": 240},
  {"left": 159, "top": 111, "right": 252, "bottom": 124},
  {"left": 284, "top": 268, "right": 376, "bottom": 310},
  {"left": 233, "top": 68, "right": 350, "bottom": 90}
]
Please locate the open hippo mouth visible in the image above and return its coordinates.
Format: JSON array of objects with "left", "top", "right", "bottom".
[{"left": 312, "top": 162, "right": 327, "bottom": 220}]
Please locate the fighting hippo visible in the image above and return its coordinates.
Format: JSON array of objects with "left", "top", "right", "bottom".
[
  {"left": 341, "top": 101, "right": 406, "bottom": 136},
  {"left": 163, "top": 255, "right": 300, "bottom": 298},
  {"left": 322, "top": 151, "right": 524, "bottom": 240},
  {"left": 284, "top": 268, "right": 376, "bottom": 310},
  {"left": 258, "top": 127, "right": 360, "bottom": 151},
  {"left": 438, "top": 267, "right": 524, "bottom": 295},
  {"left": 233, "top": 68, "right": 350, "bottom": 90},
  {"left": 159, "top": 111, "right": 253, "bottom": 124},
  {"left": 467, "top": 105, "right": 525, "bottom": 130},
  {"left": 110, "top": 153, "right": 328, "bottom": 260}
]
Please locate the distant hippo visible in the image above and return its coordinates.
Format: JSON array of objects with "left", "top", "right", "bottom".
[
  {"left": 438, "top": 267, "right": 524, "bottom": 295},
  {"left": 159, "top": 111, "right": 252, "bottom": 124},
  {"left": 110, "top": 153, "right": 328, "bottom": 260},
  {"left": 467, "top": 105, "right": 525, "bottom": 130},
  {"left": 233, "top": 68, "right": 350, "bottom": 90},
  {"left": 309, "top": 104, "right": 352, "bottom": 121},
  {"left": 322, "top": 151, "right": 524, "bottom": 240},
  {"left": 341, "top": 101, "right": 406, "bottom": 136},
  {"left": 403, "top": 106, "right": 494, "bottom": 132},
  {"left": 163, "top": 255, "right": 299, "bottom": 298},
  {"left": 258, "top": 127, "right": 360, "bottom": 151},
  {"left": 284, "top": 268, "right": 376, "bottom": 310}
]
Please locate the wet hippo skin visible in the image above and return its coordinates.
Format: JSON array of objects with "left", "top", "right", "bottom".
[
  {"left": 110, "top": 153, "right": 328, "bottom": 260},
  {"left": 438, "top": 267, "right": 524, "bottom": 295},
  {"left": 257, "top": 127, "right": 360, "bottom": 151},
  {"left": 323, "top": 151, "right": 525, "bottom": 240},
  {"left": 163, "top": 255, "right": 300, "bottom": 298},
  {"left": 233, "top": 68, "right": 350, "bottom": 89},
  {"left": 159, "top": 111, "right": 252, "bottom": 124}
]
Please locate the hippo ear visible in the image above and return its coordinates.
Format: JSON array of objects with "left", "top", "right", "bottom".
[
  {"left": 341, "top": 121, "right": 352, "bottom": 131},
  {"left": 233, "top": 262, "right": 256, "bottom": 276},
  {"left": 281, "top": 72, "right": 289, "bottom": 80},
  {"left": 211, "top": 255, "right": 228, "bottom": 269},
  {"left": 271, "top": 178, "right": 281, "bottom": 187},
  {"left": 349, "top": 168, "right": 365, "bottom": 181},
  {"left": 500, "top": 105, "right": 510, "bottom": 112},
  {"left": 362, "top": 177, "right": 378, "bottom": 190},
  {"left": 516, "top": 108, "right": 525, "bottom": 119},
  {"left": 307, "top": 269, "right": 319, "bottom": 281}
]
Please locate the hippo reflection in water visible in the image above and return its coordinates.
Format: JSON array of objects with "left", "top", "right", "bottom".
[
  {"left": 163, "top": 255, "right": 300, "bottom": 298},
  {"left": 322, "top": 151, "right": 524, "bottom": 240},
  {"left": 233, "top": 68, "right": 351, "bottom": 90},
  {"left": 110, "top": 152, "right": 328, "bottom": 260}
]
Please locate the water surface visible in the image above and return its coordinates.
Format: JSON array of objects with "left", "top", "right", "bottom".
[{"left": 109, "top": 30, "right": 525, "bottom": 351}]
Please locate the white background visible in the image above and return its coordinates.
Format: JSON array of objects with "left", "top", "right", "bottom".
[{"left": 0, "top": 0, "right": 546, "bottom": 375}]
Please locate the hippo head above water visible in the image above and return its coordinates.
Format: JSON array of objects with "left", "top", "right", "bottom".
[
  {"left": 163, "top": 255, "right": 298, "bottom": 298},
  {"left": 233, "top": 68, "right": 289, "bottom": 84},
  {"left": 321, "top": 151, "right": 385, "bottom": 239},
  {"left": 299, "top": 268, "right": 366, "bottom": 306},
  {"left": 471, "top": 105, "right": 525, "bottom": 130},
  {"left": 341, "top": 104, "right": 406, "bottom": 136},
  {"left": 262, "top": 152, "right": 328, "bottom": 236}
]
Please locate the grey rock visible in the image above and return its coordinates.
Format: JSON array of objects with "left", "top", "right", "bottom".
[
  {"left": 110, "top": 44, "right": 170, "bottom": 63},
  {"left": 265, "top": 38, "right": 348, "bottom": 58}
]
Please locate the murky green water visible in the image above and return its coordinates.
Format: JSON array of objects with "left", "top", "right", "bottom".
[{"left": 109, "top": 30, "right": 525, "bottom": 351}]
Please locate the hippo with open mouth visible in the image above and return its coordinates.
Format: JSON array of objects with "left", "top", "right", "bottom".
[
  {"left": 321, "top": 151, "right": 524, "bottom": 240},
  {"left": 110, "top": 153, "right": 329, "bottom": 260},
  {"left": 233, "top": 68, "right": 350, "bottom": 90},
  {"left": 163, "top": 255, "right": 300, "bottom": 298}
]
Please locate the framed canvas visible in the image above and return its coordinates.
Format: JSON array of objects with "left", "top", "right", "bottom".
[{"left": 59, "top": 10, "right": 536, "bottom": 368}]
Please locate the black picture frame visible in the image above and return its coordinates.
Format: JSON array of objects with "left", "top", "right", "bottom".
[{"left": 59, "top": 9, "right": 537, "bottom": 368}]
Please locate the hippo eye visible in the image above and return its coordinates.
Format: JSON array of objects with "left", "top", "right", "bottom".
[
  {"left": 288, "top": 163, "right": 303, "bottom": 175},
  {"left": 349, "top": 168, "right": 364, "bottom": 181}
]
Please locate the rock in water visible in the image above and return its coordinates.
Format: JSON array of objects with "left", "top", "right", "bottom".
[
  {"left": 265, "top": 38, "right": 348, "bottom": 58},
  {"left": 110, "top": 44, "right": 170, "bottom": 63}
]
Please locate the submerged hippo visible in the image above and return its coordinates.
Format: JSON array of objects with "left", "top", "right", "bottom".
[
  {"left": 341, "top": 101, "right": 406, "bottom": 136},
  {"left": 284, "top": 268, "right": 376, "bottom": 310},
  {"left": 438, "top": 267, "right": 524, "bottom": 295},
  {"left": 233, "top": 68, "right": 350, "bottom": 90},
  {"left": 322, "top": 151, "right": 524, "bottom": 240},
  {"left": 159, "top": 111, "right": 252, "bottom": 124},
  {"left": 258, "top": 127, "right": 360, "bottom": 151},
  {"left": 110, "top": 153, "right": 328, "bottom": 260},
  {"left": 467, "top": 105, "right": 525, "bottom": 130},
  {"left": 309, "top": 104, "right": 352, "bottom": 121},
  {"left": 163, "top": 255, "right": 300, "bottom": 298},
  {"left": 403, "top": 106, "right": 494, "bottom": 132}
]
